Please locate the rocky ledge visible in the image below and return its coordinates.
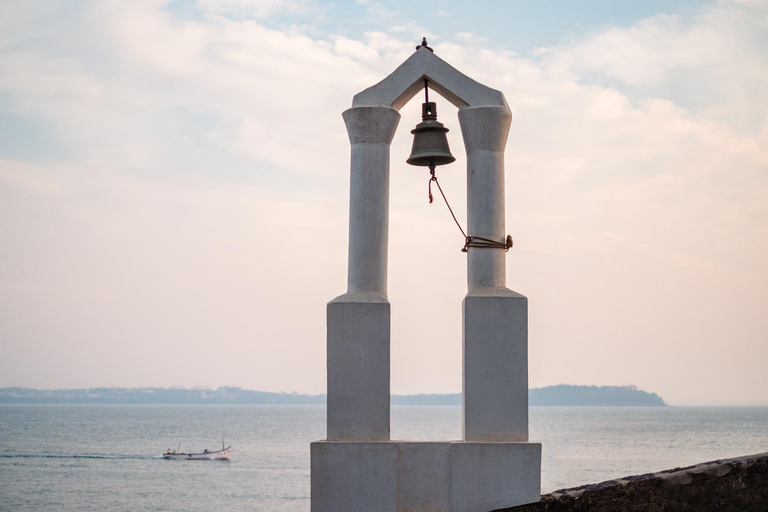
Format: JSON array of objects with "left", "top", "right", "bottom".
[{"left": 500, "top": 452, "right": 768, "bottom": 512}]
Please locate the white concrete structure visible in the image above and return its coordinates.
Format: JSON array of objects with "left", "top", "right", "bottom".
[
  {"left": 312, "top": 441, "right": 540, "bottom": 512},
  {"left": 312, "top": 45, "right": 541, "bottom": 512}
]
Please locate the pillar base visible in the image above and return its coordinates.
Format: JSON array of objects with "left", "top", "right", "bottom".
[
  {"left": 463, "top": 289, "right": 528, "bottom": 442},
  {"left": 327, "top": 293, "right": 390, "bottom": 441},
  {"left": 311, "top": 440, "right": 541, "bottom": 512}
]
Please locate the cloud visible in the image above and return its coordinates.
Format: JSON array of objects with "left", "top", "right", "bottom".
[
  {"left": 0, "top": 1, "right": 421, "bottom": 176},
  {"left": 453, "top": 32, "right": 489, "bottom": 47},
  {"left": 0, "top": 159, "right": 72, "bottom": 197},
  {"left": 0, "top": 0, "right": 767, "bottom": 403},
  {"left": 196, "top": 0, "right": 316, "bottom": 19},
  {"left": 537, "top": 0, "right": 768, "bottom": 136}
]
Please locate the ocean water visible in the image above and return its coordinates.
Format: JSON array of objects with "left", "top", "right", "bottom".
[{"left": 1, "top": 405, "right": 766, "bottom": 511}]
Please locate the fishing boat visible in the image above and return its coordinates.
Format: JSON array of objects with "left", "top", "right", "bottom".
[{"left": 163, "top": 442, "right": 231, "bottom": 460}]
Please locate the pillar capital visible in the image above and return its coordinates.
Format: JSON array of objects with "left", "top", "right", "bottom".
[
  {"left": 458, "top": 105, "right": 512, "bottom": 153},
  {"left": 343, "top": 106, "right": 400, "bottom": 145}
]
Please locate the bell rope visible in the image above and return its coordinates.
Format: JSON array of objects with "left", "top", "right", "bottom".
[{"left": 428, "top": 167, "right": 513, "bottom": 253}]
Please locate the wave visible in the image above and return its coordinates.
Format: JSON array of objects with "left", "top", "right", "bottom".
[{"left": 1, "top": 453, "right": 157, "bottom": 460}]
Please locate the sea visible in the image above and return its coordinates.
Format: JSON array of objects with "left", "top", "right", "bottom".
[{"left": 1, "top": 405, "right": 766, "bottom": 511}]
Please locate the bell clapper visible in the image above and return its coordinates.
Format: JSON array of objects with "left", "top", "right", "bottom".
[{"left": 428, "top": 160, "right": 436, "bottom": 203}]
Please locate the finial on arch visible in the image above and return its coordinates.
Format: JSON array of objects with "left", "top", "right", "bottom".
[{"left": 416, "top": 37, "right": 434, "bottom": 52}]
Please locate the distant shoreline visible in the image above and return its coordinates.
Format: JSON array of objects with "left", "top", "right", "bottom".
[{"left": 0, "top": 384, "right": 666, "bottom": 406}]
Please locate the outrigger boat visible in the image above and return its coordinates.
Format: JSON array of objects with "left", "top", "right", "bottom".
[{"left": 163, "top": 441, "right": 231, "bottom": 460}]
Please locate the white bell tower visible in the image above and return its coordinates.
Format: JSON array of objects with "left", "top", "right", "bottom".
[{"left": 311, "top": 42, "right": 541, "bottom": 512}]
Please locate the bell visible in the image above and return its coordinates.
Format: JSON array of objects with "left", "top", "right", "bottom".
[{"left": 406, "top": 101, "right": 455, "bottom": 168}]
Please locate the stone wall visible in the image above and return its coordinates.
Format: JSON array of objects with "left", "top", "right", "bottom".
[{"left": 500, "top": 452, "right": 768, "bottom": 512}]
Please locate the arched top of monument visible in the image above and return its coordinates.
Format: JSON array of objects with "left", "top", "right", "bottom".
[{"left": 351, "top": 46, "right": 510, "bottom": 112}]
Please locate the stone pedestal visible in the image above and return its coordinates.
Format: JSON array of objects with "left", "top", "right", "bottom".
[
  {"left": 311, "top": 441, "right": 541, "bottom": 512},
  {"left": 311, "top": 442, "right": 397, "bottom": 512},
  {"left": 327, "top": 294, "right": 390, "bottom": 441},
  {"left": 463, "top": 290, "right": 529, "bottom": 442}
]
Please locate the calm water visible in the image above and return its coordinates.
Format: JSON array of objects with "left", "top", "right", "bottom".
[{"left": 1, "top": 405, "right": 766, "bottom": 511}]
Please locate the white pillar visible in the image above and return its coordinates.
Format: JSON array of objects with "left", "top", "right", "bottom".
[
  {"left": 459, "top": 105, "right": 529, "bottom": 442},
  {"left": 326, "top": 106, "right": 399, "bottom": 442},
  {"left": 343, "top": 106, "right": 400, "bottom": 296},
  {"left": 460, "top": 106, "right": 510, "bottom": 291}
]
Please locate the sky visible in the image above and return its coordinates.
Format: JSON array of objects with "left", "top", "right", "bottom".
[{"left": 1, "top": 0, "right": 766, "bottom": 406}]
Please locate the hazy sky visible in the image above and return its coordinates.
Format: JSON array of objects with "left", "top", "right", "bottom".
[{"left": 1, "top": 0, "right": 766, "bottom": 405}]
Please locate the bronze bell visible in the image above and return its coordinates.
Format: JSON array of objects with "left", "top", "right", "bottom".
[{"left": 406, "top": 101, "right": 455, "bottom": 169}]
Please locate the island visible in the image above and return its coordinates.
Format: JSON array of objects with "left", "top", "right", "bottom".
[{"left": 0, "top": 384, "right": 666, "bottom": 406}]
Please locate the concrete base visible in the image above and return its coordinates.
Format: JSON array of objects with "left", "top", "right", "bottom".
[
  {"left": 311, "top": 441, "right": 541, "bottom": 512},
  {"left": 327, "top": 294, "right": 390, "bottom": 441},
  {"left": 463, "top": 289, "right": 528, "bottom": 442},
  {"left": 450, "top": 442, "right": 541, "bottom": 512}
]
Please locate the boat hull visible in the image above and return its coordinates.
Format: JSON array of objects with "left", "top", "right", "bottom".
[{"left": 163, "top": 446, "right": 231, "bottom": 460}]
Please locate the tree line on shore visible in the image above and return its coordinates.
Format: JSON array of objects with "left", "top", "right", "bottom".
[{"left": 0, "top": 384, "right": 666, "bottom": 406}]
